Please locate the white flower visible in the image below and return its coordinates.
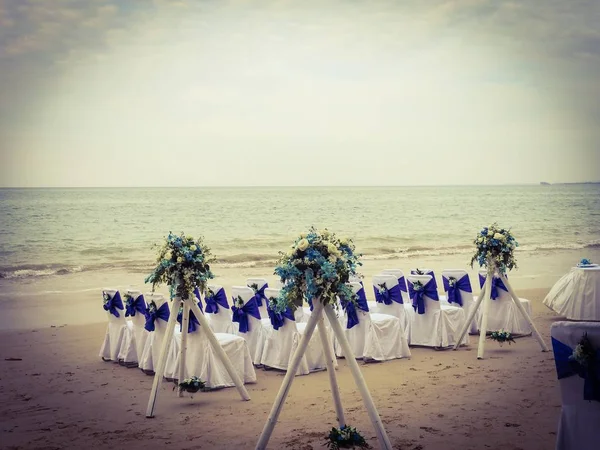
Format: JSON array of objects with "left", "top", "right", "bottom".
[
  {"left": 321, "top": 229, "right": 330, "bottom": 238},
  {"left": 327, "top": 243, "right": 338, "bottom": 255},
  {"left": 190, "top": 245, "right": 197, "bottom": 252},
  {"left": 165, "top": 250, "right": 172, "bottom": 260},
  {"left": 177, "top": 256, "right": 183, "bottom": 263},
  {"left": 494, "top": 233, "right": 506, "bottom": 241},
  {"left": 297, "top": 238, "right": 309, "bottom": 251},
  {"left": 328, "top": 255, "right": 337, "bottom": 264},
  {"left": 340, "top": 238, "right": 349, "bottom": 246},
  {"left": 299, "top": 232, "right": 307, "bottom": 238},
  {"left": 477, "top": 237, "right": 484, "bottom": 244}
]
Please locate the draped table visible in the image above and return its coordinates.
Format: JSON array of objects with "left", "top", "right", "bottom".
[{"left": 544, "top": 265, "right": 600, "bottom": 321}]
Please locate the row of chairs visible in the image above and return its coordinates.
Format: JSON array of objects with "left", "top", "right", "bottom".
[{"left": 99, "top": 269, "right": 533, "bottom": 386}]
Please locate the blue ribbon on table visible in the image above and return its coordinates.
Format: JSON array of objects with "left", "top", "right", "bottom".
[
  {"left": 551, "top": 337, "right": 600, "bottom": 402},
  {"left": 442, "top": 275, "right": 472, "bottom": 307},
  {"left": 411, "top": 270, "right": 437, "bottom": 289},
  {"left": 125, "top": 294, "right": 147, "bottom": 317},
  {"left": 205, "top": 287, "right": 230, "bottom": 314},
  {"left": 232, "top": 297, "right": 261, "bottom": 333},
  {"left": 408, "top": 279, "right": 439, "bottom": 315},
  {"left": 144, "top": 302, "right": 170, "bottom": 332},
  {"left": 340, "top": 291, "right": 369, "bottom": 329},
  {"left": 177, "top": 304, "right": 201, "bottom": 333},
  {"left": 374, "top": 284, "right": 402, "bottom": 305},
  {"left": 266, "top": 302, "right": 294, "bottom": 331},
  {"left": 103, "top": 291, "right": 124, "bottom": 318},
  {"left": 478, "top": 274, "right": 508, "bottom": 300},
  {"left": 251, "top": 284, "right": 268, "bottom": 307}
]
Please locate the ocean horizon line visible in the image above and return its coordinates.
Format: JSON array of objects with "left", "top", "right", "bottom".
[{"left": 1, "top": 182, "right": 599, "bottom": 189}]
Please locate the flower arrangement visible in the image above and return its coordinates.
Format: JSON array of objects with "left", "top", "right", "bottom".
[
  {"left": 470, "top": 223, "right": 518, "bottom": 274},
  {"left": 176, "top": 376, "right": 205, "bottom": 394},
  {"left": 376, "top": 283, "right": 388, "bottom": 296},
  {"left": 233, "top": 295, "right": 245, "bottom": 308},
  {"left": 411, "top": 280, "right": 424, "bottom": 291},
  {"left": 489, "top": 330, "right": 516, "bottom": 346},
  {"left": 272, "top": 227, "right": 361, "bottom": 313},
  {"left": 570, "top": 333, "right": 596, "bottom": 368},
  {"left": 145, "top": 232, "right": 215, "bottom": 300},
  {"left": 578, "top": 258, "right": 594, "bottom": 267},
  {"left": 325, "top": 425, "right": 369, "bottom": 449},
  {"left": 447, "top": 276, "right": 457, "bottom": 287},
  {"left": 414, "top": 268, "right": 425, "bottom": 275}
]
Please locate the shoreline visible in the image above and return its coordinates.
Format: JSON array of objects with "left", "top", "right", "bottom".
[{"left": 0, "top": 287, "right": 562, "bottom": 449}]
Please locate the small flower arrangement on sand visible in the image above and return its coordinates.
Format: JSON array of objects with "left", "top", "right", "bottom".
[
  {"left": 489, "top": 330, "right": 516, "bottom": 346},
  {"left": 272, "top": 227, "right": 361, "bottom": 312},
  {"left": 470, "top": 223, "right": 518, "bottom": 273},
  {"left": 175, "top": 376, "right": 205, "bottom": 394},
  {"left": 325, "top": 425, "right": 369, "bottom": 449}
]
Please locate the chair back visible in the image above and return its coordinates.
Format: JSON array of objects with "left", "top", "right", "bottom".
[
  {"left": 246, "top": 278, "right": 269, "bottom": 319},
  {"left": 124, "top": 289, "right": 147, "bottom": 326},
  {"left": 407, "top": 274, "right": 440, "bottom": 314},
  {"left": 441, "top": 270, "right": 473, "bottom": 307},
  {"left": 102, "top": 288, "right": 126, "bottom": 324},
  {"left": 372, "top": 274, "right": 403, "bottom": 318},
  {"left": 264, "top": 287, "right": 296, "bottom": 331},
  {"left": 381, "top": 269, "right": 410, "bottom": 303},
  {"left": 205, "top": 284, "right": 230, "bottom": 313},
  {"left": 231, "top": 286, "right": 262, "bottom": 333},
  {"left": 411, "top": 268, "right": 438, "bottom": 290},
  {"left": 478, "top": 269, "right": 510, "bottom": 302}
]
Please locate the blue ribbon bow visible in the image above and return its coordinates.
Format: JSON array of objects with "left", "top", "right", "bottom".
[
  {"left": 103, "top": 291, "right": 124, "bottom": 318},
  {"left": 193, "top": 287, "right": 204, "bottom": 312},
  {"left": 411, "top": 270, "right": 437, "bottom": 290},
  {"left": 266, "top": 303, "right": 295, "bottom": 331},
  {"left": 125, "top": 294, "right": 146, "bottom": 317},
  {"left": 478, "top": 274, "right": 507, "bottom": 300},
  {"left": 144, "top": 302, "right": 170, "bottom": 332},
  {"left": 443, "top": 275, "right": 472, "bottom": 307},
  {"left": 340, "top": 291, "right": 369, "bottom": 330},
  {"left": 250, "top": 284, "right": 268, "bottom": 307},
  {"left": 177, "top": 304, "right": 201, "bottom": 333},
  {"left": 205, "top": 288, "right": 230, "bottom": 314},
  {"left": 374, "top": 284, "right": 403, "bottom": 305},
  {"left": 232, "top": 297, "right": 261, "bottom": 333},
  {"left": 408, "top": 279, "right": 439, "bottom": 314},
  {"left": 552, "top": 337, "right": 600, "bottom": 402},
  {"left": 397, "top": 276, "right": 408, "bottom": 293}
]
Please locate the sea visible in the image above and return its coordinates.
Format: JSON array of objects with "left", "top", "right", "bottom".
[{"left": 1, "top": 185, "right": 599, "bottom": 329}]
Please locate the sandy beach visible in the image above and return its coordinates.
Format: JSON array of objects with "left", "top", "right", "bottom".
[{"left": 1, "top": 287, "right": 561, "bottom": 450}]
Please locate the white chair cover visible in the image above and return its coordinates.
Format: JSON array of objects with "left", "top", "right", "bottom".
[
  {"left": 477, "top": 270, "right": 532, "bottom": 335},
  {"left": 231, "top": 286, "right": 266, "bottom": 364},
  {"left": 99, "top": 289, "right": 128, "bottom": 362},
  {"left": 379, "top": 269, "right": 416, "bottom": 340},
  {"left": 551, "top": 321, "right": 600, "bottom": 450},
  {"left": 336, "top": 282, "right": 410, "bottom": 361},
  {"left": 441, "top": 270, "right": 478, "bottom": 335},
  {"left": 544, "top": 266, "right": 600, "bottom": 320},
  {"left": 371, "top": 274, "right": 413, "bottom": 343},
  {"left": 138, "top": 293, "right": 178, "bottom": 377},
  {"left": 169, "top": 306, "right": 257, "bottom": 388},
  {"left": 246, "top": 278, "right": 269, "bottom": 320},
  {"left": 204, "top": 285, "right": 235, "bottom": 334},
  {"left": 407, "top": 275, "right": 467, "bottom": 348},
  {"left": 117, "top": 290, "right": 149, "bottom": 365},
  {"left": 260, "top": 288, "right": 310, "bottom": 374}
]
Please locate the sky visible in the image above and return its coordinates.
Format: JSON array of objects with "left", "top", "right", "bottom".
[{"left": 0, "top": 0, "right": 599, "bottom": 187}]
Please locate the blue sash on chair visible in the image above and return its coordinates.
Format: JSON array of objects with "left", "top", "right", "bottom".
[
  {"left": 478, "top": 274, "right": 507, "bottom": 300},
  {"left": 232, "top": 297, "right": 261, "bottom": 333},
  {"left": 442, "top": 275, "right": 472, "bottom": 307},
  {"left": 266, "top": 302, "right": 294, "bottom": 330},
  {"left": 103, "top": 291, "right": 124, "bottom": 318},
  {"left": 125, "top": 294, "right": 147, "bottom": 317},
  {"left": 411, "top": 270, "right": 437, "bottom": 290},
  {"left": 193, "top": 287, "right": 204, "bottom": 312},
  {"left": 177, "top": 305, "right": 200, "bottom": 333},
  {"left": 144, "top": 302, "right": 170, "bottom": 332},
  {"left": 374, "top": 284, "right": 402, "bottom": 305},
  {"left": 205, "top": 288, "right": 230, "bottom": 314},
  {"left": 408, "top": 279, "right": 439, "bottom": 314},
  {"left": 340, "top": 291, "right": 369, "bottom": 329},
  {"left": 552, "top": 337, "right": 600, "bottom": 402},
  {"left": 251, "top": 284, "right": 269, "bottom": 307}
]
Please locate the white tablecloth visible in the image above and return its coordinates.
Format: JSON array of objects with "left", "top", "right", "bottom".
[{"left": 544, "top": 266, "right": 600, "bottom": 320}]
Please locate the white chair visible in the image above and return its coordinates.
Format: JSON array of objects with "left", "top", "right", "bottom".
[
  {"left": 380, "top": 269, "right": 417, "bottom": 339},
  {"left": 204, "top": 285, "right": 235, "bottom": 334},
  {"left": 336, "top": 282, "right": 410, "bottom": 361},
  {"left": 551, "top": 321, "right": 600, "bottom": 450},
  {"left": 372, "top": 274, "right": 413, "bottom": 342},
  {"left": 138, "top": 293, "right": 178, "bottom": 376},
  {"left": 99, "top": 289, "right": 128, "bottom": 362},
  {"left": 118, "top": 290, "right": 149, "bottom": 365},
  {"left": 407, "top": 275, "right": 467, "bottom": 348},
  {"left": 441, "top": 270, "right": 478, "bottom": 335},
  {"left": 477, "top": 270, "right": 532, "bottom": 335},
  {"left": 246, "top": 278, "right": 269, "bottom": 319},
  {"left": 231, "top": 286, "right": 266, "bottom": 364}
]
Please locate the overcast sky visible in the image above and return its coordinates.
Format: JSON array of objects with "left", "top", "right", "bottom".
[{"left": 0, "top": 0, "right": 599, "bottom": 187}]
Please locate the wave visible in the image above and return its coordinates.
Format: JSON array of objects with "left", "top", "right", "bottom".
[{"left": 2, "top": 239, "right": 599, "bottom": 279}]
